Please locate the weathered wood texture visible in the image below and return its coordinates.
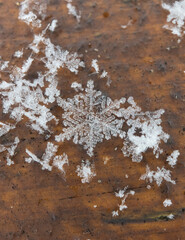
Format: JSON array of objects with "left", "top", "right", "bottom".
[{"left": 0, "top": 0, "right": 184, "bottom": 239}]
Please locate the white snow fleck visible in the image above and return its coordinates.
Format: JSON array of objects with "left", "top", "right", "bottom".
[
  {"left": 66, "top": 0, "right": 81, "bottom": 23},
  {"left": 91, "top": 60, "right": 111, "bottom": 86},
  {"left": 163, "top": 199, "right": 172, "bottom": 207},
  {"left": 14, "top": 50, "right": 24, "bottom": 58},
  {"left": 121, "top": 20, "right": 132, "bottom": 29},
  {"left": 167, "top": 213, "right": 174, "bottom": 219},
  {"left": 76, "top": 160, "right": 96, "bottom": 183},
  {"left": 112, "top": 210, "right": 119, "bottom": 217},
  {"left": 166, "top": 150, "right": 180, "bottom": 168},
  {"left": 0, "top": 59, "right": 9, "bottom": 71},
  {"left": 71, "top": 82, "right": 84, "bottom": 91},
  {"left": 49, "top": 19, "right": 58, "bottom": 32},
  {"left": 162, "top": 0, "right": 185, "bottom": 37},
  {"left": 140, "top": 165, "right": 176, "bottom": 186},
  {"left": 91, "top": 59, "right": 99, "bottom": 73},
  {"left": 100, "top": 70, "right": 108, "bottom": 78}
]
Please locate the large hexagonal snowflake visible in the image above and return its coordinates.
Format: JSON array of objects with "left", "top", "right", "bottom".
[{"left": 55, "top": 80, "right": 126, "bottom": 156}]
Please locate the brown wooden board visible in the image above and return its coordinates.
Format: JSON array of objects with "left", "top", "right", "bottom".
[{"left": 0, "top": 0, "right": 184, "bottom": 239}]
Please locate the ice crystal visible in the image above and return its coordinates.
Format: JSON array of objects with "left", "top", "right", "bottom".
[
  {"left": 76, "top": 160, "right": 96, "bottom": 183},
  {"left": 163, "top": 199, "right": 172, "bottom": 207},
  {"left": 25, "top": 142, "right": 68, "bottom": 173},
  {"left": 122, "top": 109, "right": 169, "bottom": 162},
  {"left": 162, "top": 0, "right": 185, "bottom": 37},
  {"left": 0, "top": 122, "right": 15, "bottom": 137},
  {"left": 66, "top": 0, "right": 81, "bottom": 23},
  {"left": 49, "top": 19, "right": 58, "bottom": 32},
  {"left": 91, "top": 59, "right": 99, "bottom": 73},
  {"left": 140, "top": 165, "right": 176, "bottom": 186},
  {"left": 166, "top": 150, "right": 180, "bottom": 168},
  {"left": 112, "top": 186, "right": 135, "bottom": 217},
  {"left": 0, "top": 58, "right": 9, "bottom": 71},
  {"left": 91, "top": 59, "right": 111, "bottom": 86},
  {"left": 0, "top": 137, "right": 20, "bottom": 166},
  {"left": 14, "top": 50, "right": 24, "bottom": 58},
  {"left": 55, "top": 80, "right": 126, "bottom": 156}
]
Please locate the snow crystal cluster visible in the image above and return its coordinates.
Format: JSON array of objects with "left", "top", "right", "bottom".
[
  {"left": 140, "top": 165, "right": 176, "bottom": 186},
  {"left": 162, "top": 0, "right": 185, "bottom": 38}
]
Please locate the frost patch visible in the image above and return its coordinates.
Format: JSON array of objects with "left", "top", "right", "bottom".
[
  {"left": 163, "top": 199, "right": 172, "bottom": 207},
  {"left": 55, "top": 80, "right": 126, "bottom": 157},
  {"left": 66, "top": 0, "right": 81, "bottom": 23},
  {"left": 140, "top": 165, "right": 176, "bottom": 186},
  {"left": 112, "top": 186, "right": 135, "bottom": 217},
  {"left": 76, "top": 160, "right": 96, "bottom": 183},
  {"left": 162, "top": 0, "right": 185, "bottom": 37},
  {"left": 25, "top": 142, "right": 68, "bottom": 173},
  {"left": 166, "top": 150, "right": 180, "bottom": 168}
]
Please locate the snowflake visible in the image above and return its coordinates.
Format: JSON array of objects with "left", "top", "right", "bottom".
[
  {"left": 166, "top": 150, "right": 180, "bottom": 168},
  {"left": 55, "top": 80, "right": 126, "bottom": 156},
  {"left": 163, "top": 199, "right": 172, "bottom": 207},
  {"left": 112, "top": 186, "right": 135, "bottom": 217},
  {"left": 76, "top": 160, "right": 96, "bottom": 183},
  {"left": 140, "top": 165, "right": 176, "bottom": 186}
]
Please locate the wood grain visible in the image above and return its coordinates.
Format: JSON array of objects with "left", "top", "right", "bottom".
[{"left": 0, "top": 0, "right": 184, "bottom": 239}]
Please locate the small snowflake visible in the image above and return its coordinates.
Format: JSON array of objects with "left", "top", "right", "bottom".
[
  {"left": 76, "top": 160, "right": 96, "bottom": 183},
  {"left": 112, "top": 186, "right": 135, "bottom": 217},
  {"left": 163, "top": 199, "right": 172, "bottom": 207},
  {"left": 55, "top": 80, "right": 126, "bottom": 156},
  {"left": 166, "top": 150, "right": 180, "bottom": 168},
  {"left": 140, "top": 165, "right": 176, "bottom": 186}
]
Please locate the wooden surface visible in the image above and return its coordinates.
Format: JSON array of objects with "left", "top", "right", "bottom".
[{"left": 0, "top": 0, "right": 185, "bottom": 239}]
